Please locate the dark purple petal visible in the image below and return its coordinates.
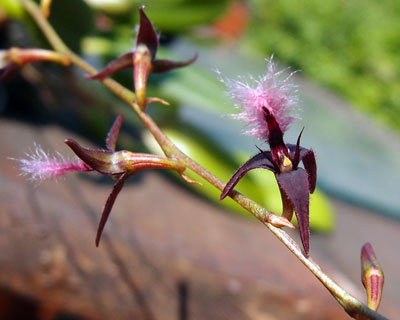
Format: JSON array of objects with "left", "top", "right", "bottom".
[
  {"left": 276, "top": 168, "right": 310, "bottom": 257},
  {"left": 287, "top": 144, "right": 317, "bottom": 194},
  {"left": 263, "top": 107, "right": 285, "bottom": 150},
  {"left": 151, "top": 53, "right": 198, "bottom": 73},
  {"left": 137, "top": 6, "right": 159, "bottom": 59},
  {"left": 278, "top": 184, "right": 294, "bottom": 221},
  {"left": 64, "top": 139, "right": 122, "bottom": 175},
  {"left": 220, "top": 151, "right": 275, "bottom": 200},
  {"left": 106, "top": 115, "right": 124, "bottom": 152},
  {"left": 85, "top": 52, "right": 133, "bottom": 80},
  {"left": 301, "top": 149, "right": 317, "bottom": 193},
  {"left": 96, "top": 172, "right": 129, "bottom": 247}
]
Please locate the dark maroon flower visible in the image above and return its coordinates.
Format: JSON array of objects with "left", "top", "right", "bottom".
[
  {"left": 220, "top": 60, "right": 316, "bottom": 257},
  {"left": 15, "top": 115, "right": 195, "bottom": 247},
  {"left": 65, "top": 115, "right": 195, "bottom": 246},
  {"left": 86, "top": 6, "right": 197, "bottom": 109}
]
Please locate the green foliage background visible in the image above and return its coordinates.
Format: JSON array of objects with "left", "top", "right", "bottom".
[{"left": 247, "top": 0, "right": 400, "bottom": 131}]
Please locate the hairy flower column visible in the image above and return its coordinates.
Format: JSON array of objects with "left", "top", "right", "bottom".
[{"left": 220, "top": 60, "right": 316, "bottom": 257}]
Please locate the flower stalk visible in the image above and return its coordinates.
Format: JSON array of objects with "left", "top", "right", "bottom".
[
  {"left": 0, "top": 47, "right": 70, "bottom": 81},
  {"left": 16, "top": 0, "right": 389, "bottom": 318}
]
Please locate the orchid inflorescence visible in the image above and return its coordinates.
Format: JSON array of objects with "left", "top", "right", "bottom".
[
  {"left": 5, "top": 2, "right": 388, "bottom": 318},
  {"left": 4, "top": 6, "right": 198, "bottom": 246}
]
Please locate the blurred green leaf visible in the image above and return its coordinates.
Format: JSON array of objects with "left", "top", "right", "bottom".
[
  {"left": 0, "top": 0, "right": 24, "bottom": 19},
  {"left": 247, "top": 0, "right": 400, "bottom": 131},
  {"left": 48, "top": 0, "right": 94, "bottom": 52}
]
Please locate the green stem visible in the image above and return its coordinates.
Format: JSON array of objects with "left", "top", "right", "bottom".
[{"left": 19, "top": 0, "right": 388, "bottom": 319}]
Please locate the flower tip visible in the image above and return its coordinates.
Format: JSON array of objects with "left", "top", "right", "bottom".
[{"left": 137, "top": 4, "right": 158, "bottom": 57}]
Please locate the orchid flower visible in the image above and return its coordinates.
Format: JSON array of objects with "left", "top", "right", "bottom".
[
  {"left": 16, "top": 115, "right": 194, "bottom": 246},
  {"left": 64, "top": 114, "right": 197, "bottom": 246},
  {"left": 86, "top": 6, "right": 197, "bottom": 109},
  {"left": 219, "top": 60, "right": 316, "bottom": 257}
]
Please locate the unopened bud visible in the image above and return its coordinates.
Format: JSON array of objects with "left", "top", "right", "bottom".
[{"left": 361, "top": 242, "right": 384, "bottom": 311}]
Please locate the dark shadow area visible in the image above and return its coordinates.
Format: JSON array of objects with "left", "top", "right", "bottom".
[
  {"left": 0, "top": 287, "right": 40, "bottom": 320},
  {"left": 177, "top": 281, "right": 189, "bottom": 320}
]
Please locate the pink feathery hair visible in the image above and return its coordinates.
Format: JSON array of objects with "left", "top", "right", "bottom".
[
  {"left": 11, "top": 144, "right": 92, "bottom": 183},
  {"left": 222, "top": 58, "right": 298, "bottom": 140}
]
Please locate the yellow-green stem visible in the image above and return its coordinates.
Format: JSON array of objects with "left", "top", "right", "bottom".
[{"left": 19, "top": 0, "right": 388, "bottom": 319}]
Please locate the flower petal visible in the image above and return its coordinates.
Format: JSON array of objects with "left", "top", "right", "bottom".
[
  {"left": 151, "top": 53, "right": 198, "bottom": 73},
  {"left": 220, "top": 151, "right": 275, "bottom": 200},
  {"left": 276, "top": 168, "right": 310, "bottom": 256},
  {"left": 95, "top": 172, "right": 129, "bottom": 246},
  {"left": 106, "top": 115, "right": 124, "bottom": 152},
  {"left": 278, "top": 184, "right": 294, "bottom": 221},
  {"left": 85, "top": 52, "right": 133, "bottom": 80},
  {"left": 263, "top": 107, "right": 285, "bottom": 149},
  {"left": 64, "top": 139, "right": 120, "bottom": 175},
  {"left": 137, "top": 6, "right": 159, "bottom": 59},
  {"left": 287, "top": 144, "right": 317, "bottom": 193},
  {"left": 301, "top": 149, "right": 317, "bottom": 193}
]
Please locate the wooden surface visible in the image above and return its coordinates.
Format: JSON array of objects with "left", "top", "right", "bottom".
[{"left": 0, "top": 117, "right": 399, "bottom": 319}]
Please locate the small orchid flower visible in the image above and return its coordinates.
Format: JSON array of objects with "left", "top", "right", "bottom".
[
  {"left": 219, "top": 60, "right": 316, "bottom": 257},
  {"left": 64, "top": 115, "right": 195, "bottom": 246},
  {"left": 86, "top": 6, "right": 197, "bottom": 109},
  {"left": 0, "top": 48, "right": 70, "bottom": 81},
  {"left": 15, "top": 115, "right": 194, "bottom": 246}
]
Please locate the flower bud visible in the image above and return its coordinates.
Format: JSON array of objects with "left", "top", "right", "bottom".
[{"left": 361, "top": 242, "right": 384, "bottom": 311}]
